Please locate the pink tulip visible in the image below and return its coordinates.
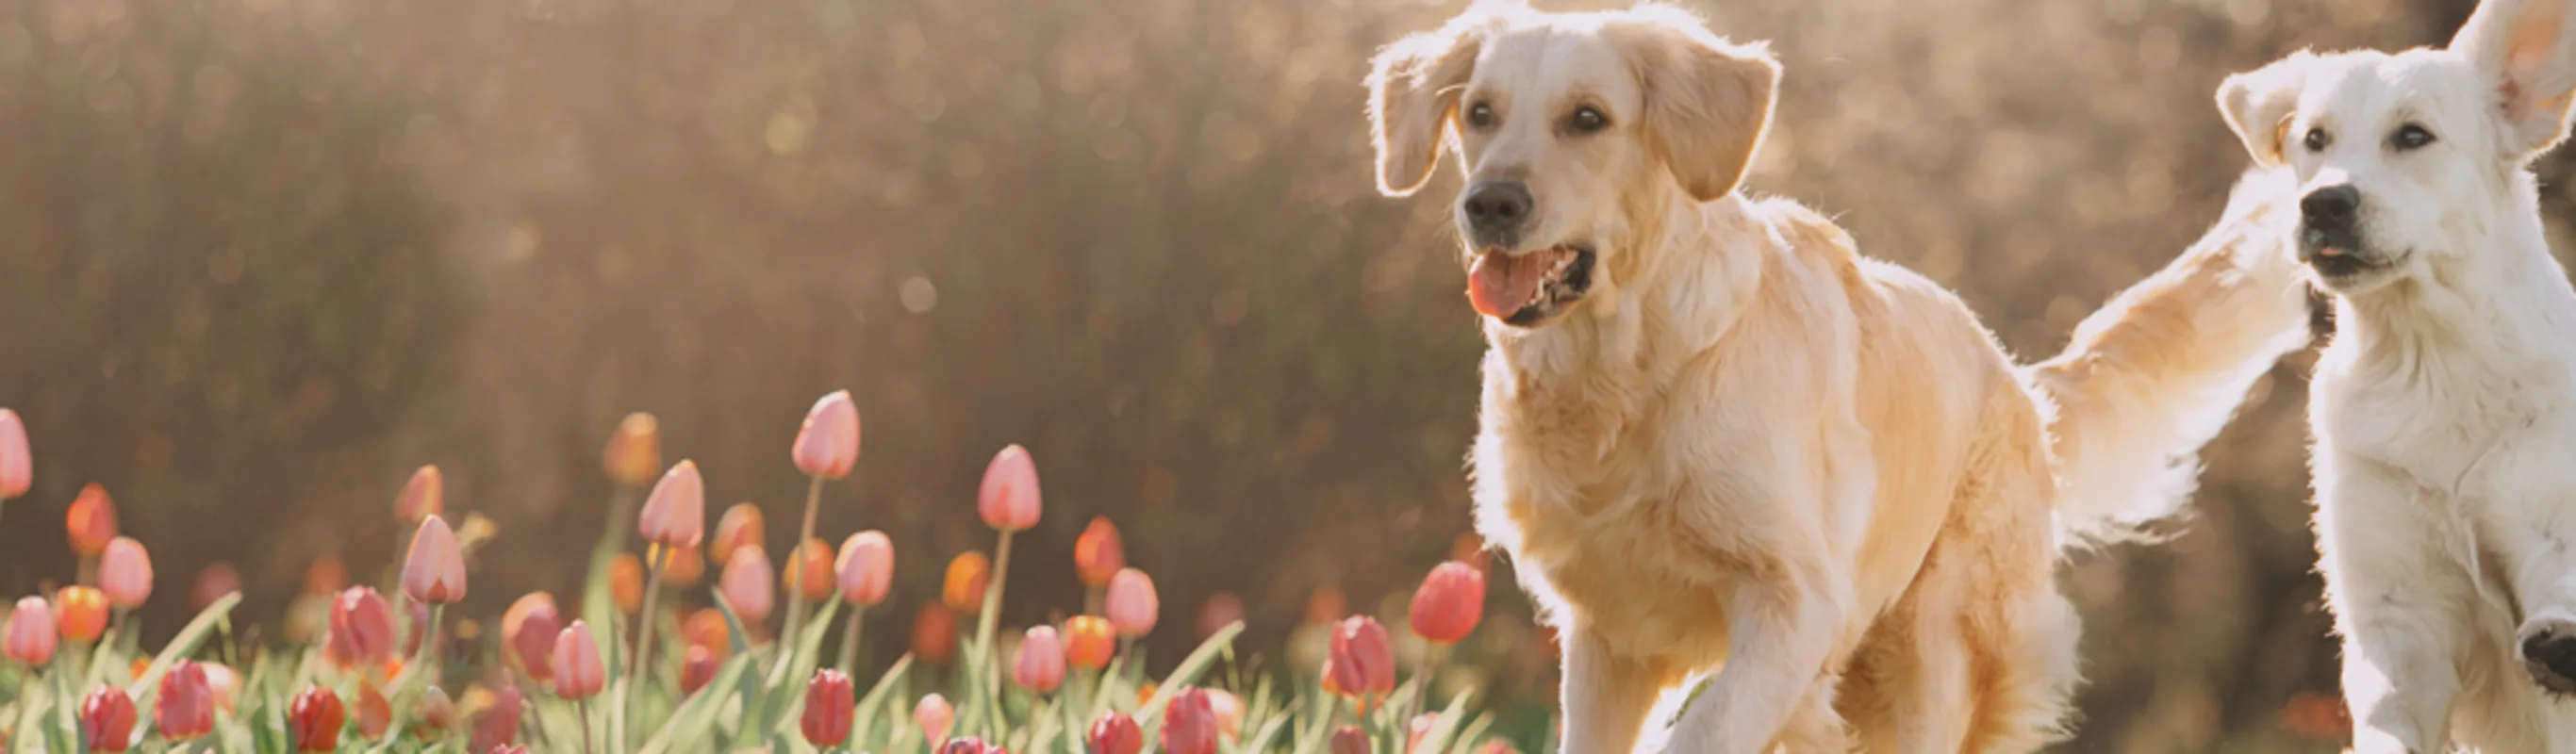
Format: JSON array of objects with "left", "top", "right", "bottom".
[
  {"left": 1014, "top": 625, "right": 1066, "bottom": 693},
  {"left": 4, "top": 596, "right": 55, "bottom": 665},
  {"left": 98, "top": 537, "right": 153, "bottom": 609},
  {"left": 156, "top": 661, "right": 215, "bottom": 741},
  {"left": 638, "top": 461, "right": 707, "bottom": 548},
  {"left": 550, "top": 621, "right": 605, "bottom": 699},
  {"left": 0, "top": 408, "right": 27, "bottom": 500},
  {"left": 402, "top": 516, "right": 468, "bottom": 603},
  {"left": 721, "top": 545, "right": 775, "bottom": 623},
  {"left": 396, "top": 465, "right": 444, "bottom": 524},
  {"left": 915, "top": 693, "right": 954, "bottom": 745},
  {"left": 976, "top": 445, "right": 1041, "bottom": 532},
  {"left": 327, "top": 586, "right": 397, "bottom": 668},
  {"left": 1105, "top": 568, "right": 1158, "bottom": 637},
  {"left": 835, "top": 532, "right": 895, "bottom": 606},
  {"left": 792, "top": 390, "right": 862, "bottom": 480},
  {"left": 1162, "top": 688, "right": 1220, "bottom": 754}
]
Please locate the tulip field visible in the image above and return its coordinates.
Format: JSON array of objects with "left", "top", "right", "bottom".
[{"left": 0, "top": 396, "right": 1537, "bottom": 753}]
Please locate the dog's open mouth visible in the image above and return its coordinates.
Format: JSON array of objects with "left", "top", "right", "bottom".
[
  {"left": 2299, "top": 225, "right": 2394, "bottom": 287},
  {"left": 1466, "top": 246, "right": 1596, "bottom": 326}
]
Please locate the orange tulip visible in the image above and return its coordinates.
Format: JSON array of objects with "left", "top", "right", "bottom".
[
  {"left": 638, "top": 461, "right": 706, "bottom": 549},
  {"left": 942, "top": 551, "right": 991, "bottom": 615},
  {"left": 784, "top": 538, "right": 834, "bottom": 602},
  {"left": 355, "top": 682, "right": 391, "bottom": 738},
  {"left": 304, "top": 555, "right": 349, "bottom": 596},
  {"left": 912, "top": 603, "right": 958, "bottom": 664},
  {"left": 602, "top": 412, "right": 663, "bottom": 487},
  {"left": 401, "top": 516, "right": 468, "bottom": 603},
  {"left": 0, "top": 408, "right": 28, "bottom": 500},
  {"left": 395, "top": 465, "right": 443, "bottom": 524},
  {"left": 710, "top": 503, "right": 765, "bottom": 567},
  {"left": 66, "top": 484, "right": 118, "bottom": 557},
  {"left": 720, "top": 545, "right": 775, "bottom": 624},
  {"left": 834, "top": 532, "right": 894, "bottom": 607},
  {"left": 1064, "top": 615, "right": 1115, "bottom": 670},
  {"left": 53, "top": 586, "right": 107, "bottom": 643},
  {"left": 1104, "top": 568, "right": 1158, "bottom": 638},
  {"left": 976, "top": 445, "right": 1041, "bottom": 532},
  {"left": 684, "top": 608, "right": 734, "bottom": 660},
  {"left": 98, "top": 537, "right": 153, "bottom": 609},
  {"left": 609, "top": 553, "right": 645, "bottom": 614},
  {"left": 1075, "top": 516, "right": 1125, "bottom": 588},
  {"left": 791, "top": 390, "right": 862, "bottom": 481},
  {"left": 661, "top": 544, "right": 706, "bottom": 587}
]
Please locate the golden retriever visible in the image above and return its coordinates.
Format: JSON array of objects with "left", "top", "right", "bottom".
[
  {"left": 2214, "top": 0, "right": 2576, "bottom": 749},
  {"left": 1365, "top": 2, "right": 2320, "bottom": 750}
]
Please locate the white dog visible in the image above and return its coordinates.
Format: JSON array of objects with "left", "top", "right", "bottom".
[
  {"left": 1367, "top": 2, "right": 2317, "bottom": 750},
  {"left": 2215, "top": 0, "right": 2576, "bottom": 750}
]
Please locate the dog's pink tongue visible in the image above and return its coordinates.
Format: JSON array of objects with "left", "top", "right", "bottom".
[{"left": 1467, "top": 251, "right": 1544, "bottom": 319}]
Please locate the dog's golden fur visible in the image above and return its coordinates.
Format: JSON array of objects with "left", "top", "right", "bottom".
[{"left": 1366, "top": 2, "right": 2318, "bottom": 750}]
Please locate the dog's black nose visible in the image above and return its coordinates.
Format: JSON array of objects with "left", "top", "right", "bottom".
[
  {"left": 1461, "top": 181, "right": 1534, "bottom": 234},
  {"left": 2301, "top": 185, "right": 2361, "bottom": 226}
]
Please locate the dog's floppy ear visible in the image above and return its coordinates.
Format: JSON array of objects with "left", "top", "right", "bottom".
[
  {"left": 1366, "top": 3, "right": 1513, "bottom": 197},
  {"left": 1607, "top": 5, "right": 1781, "bottom": 203},
  {"left": 2452, "top": 0, "right": 2576, "bottom": 158},
  {"left": 2215, "top": 52, "right": 2317, "bottom": 167}
]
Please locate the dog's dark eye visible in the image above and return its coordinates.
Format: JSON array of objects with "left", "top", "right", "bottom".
[
  {"left": 1465, "top": 102, "right": 1495, "bottom": 128},
  {"left": 2304, "top": 127, "right": 2331, "bottom": 152},
  {"left": 1567, "top": 106, "right": 1610, "bottom": 134},
  {"left": 2392, "top": 123, "right": 2436, "bottom": 151}
]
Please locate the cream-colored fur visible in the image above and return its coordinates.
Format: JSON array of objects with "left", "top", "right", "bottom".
[
  {"left": 2216, "top": 0, "right": 2576, "bottom": 750},
  {"left": 1366, "top": 2, "right": 2318, "bottom": 751}
]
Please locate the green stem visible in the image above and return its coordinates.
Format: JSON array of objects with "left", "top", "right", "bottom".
[
  {"left": 579, "top": 697, "right": 597, "bottom": 754},
  {"left": 836, "top": 604, "right": 866, "bottom": 678},
  {"left": 616, "top": 546, "right": 669, "bottom": 754},
  {"left": 785, "top": 474, "right": 826, "bottom": 661},
  {"left": 974, "top": 529, "right": 1015, "bottom": 733},
  {"left": 380, "top": 603, "right": 444, "bottom": 746}
]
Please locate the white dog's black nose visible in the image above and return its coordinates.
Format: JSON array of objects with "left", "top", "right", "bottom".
[
  {"left": 2300, "top": 185, "right": 2361, "bottom": 227},
  {"left": 1461, "top": 181, "right": 1534, "bottom": 238}
]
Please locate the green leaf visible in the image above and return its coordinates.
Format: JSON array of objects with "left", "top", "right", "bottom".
[
  {"left": 846, "top": 654, "right": 913, "bottom": 750},
  {"left": 636, "top": 651, "right": 759, "bottom": 754},
  {"left": 1445, "top": 713, "right": 1494, "bottom": 754},
  {"left": 766, "top": 598, "right": 844, "bottom": 738},
  {"left": 582, "top": 534, "right": 625, "bottom": 682},
  {"left": 1405, "top": 690, "right": 1477, "bottom": 754},
  {"left": 1236, "top": 700, "right": 1296, "bottom": 754}
]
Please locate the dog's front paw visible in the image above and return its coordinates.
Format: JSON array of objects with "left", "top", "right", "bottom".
[{"left": 2518, "top": 613, "right": 2576, "bottom": 696}]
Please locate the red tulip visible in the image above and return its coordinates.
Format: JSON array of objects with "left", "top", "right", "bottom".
[
  {"left": 1330, "top": 726, "right": 1371, "bottom": 754},
  {"left": 327, "top": 586, "right": 396, "bottom": 668},
  {"left": 1015, "top": 625, "right": 1066, "bottom": 693},
  {"left": 1326, "top": 615, "right": 1396, "bottom": 702},
  {"left": 289, "top": 685, "right": 347, "bottom": 752},
  {"left": 1104, "top": 568, "right": 1158, "bottom": 637},
  {"left": 711, "top": 502, "right": 765, "bottom": 567},
  {"left": 784, "top": 537, "right": 834, "bottom": 601},
  {"left": 801, "top": 668, "right": 855, "bottom": 746},
  {"left": 396, "top": 465, "right": 444, "bottom": 524},
  {"left": 602, "top": 412, "right": 663, "bottom": 488},
  {"left": 98, "top": 536, "right": 152, "bottom": 608},
  {"left": 1197, "top": 591, "right": 1244, "bottom": 640},
  {"left": 1162, "top": 687, "right": 1221, "bottom": 754},
  {"left": 720, "top": 545, "right": 775, "bottom": 624},
  {"left": 1409, "top": 561, "right": 1486, "bottom": 645},
  {"left": 401, "top": 515, "right": 468, "bottom": 603},
  {"left": 793, "top": 390, "right": 862, "bottom": 480},
  {"left": 191, "top": 562, "right": 241, "bottom": 614},
  {"left": 156, "top": 660, "right": 216, "bottom": 741},
  {"left": 1074, "top": 516, "right": 1124, "bottom": 587},
  {"left": 680, "top": 644, "right": 720, "bottom": 694},
  {"left": 1087, "top": 712, "right": 1143, "bottom": 754},
  {"left": 80, "top": 687, "right": 136, "bottom": 752},
  {"left": 976, "top": 445, "right": 1041, "bottom": 532},
  {"left": 1065, "top": 615, "right": 1115, "bottom": 670},
  {"left": 65, "top": 484, "right": 117, "bottom": 557},
  {"left": 54, "top": 586, "right": 106, "bottom": 644},
  {"left": 915, "top": 693, "right": 954, "bottom": 745},
  {"left": 0, "top": 408, "right": 28, "bottom": 500},
  {"left": 502, "top": 592, "right": 562, "bottom": 680},
  {"left": 471, "top": 686, "right": 521, "bottom": 751},
  {"left": 5, "top": 596, "right": 55, "bottom": 665},
  {"left": 638, "top": 461, "right": 707, "bottom": 549},
  {"left": 913, "top": 603, "right": 958, "bottom": 664},
  {"left": 550, "top": 620, "right": 605, "bottom": 699},
  {"left": 835, "top": 531, "right": 894, "bottom": 607}
]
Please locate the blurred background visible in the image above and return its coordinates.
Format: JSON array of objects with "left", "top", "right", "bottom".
[{"left": 0, "top": 0, "right": 2550, "bottom": 749}]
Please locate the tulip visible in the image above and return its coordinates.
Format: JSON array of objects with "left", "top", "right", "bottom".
[
  {"left": 1305, "top": 586, "right": 1348, "bottom": 627},
  {"left": 1073, "top": 516, "right": 1126, "bottom": 593},
  {"left": 601, "top": 412, "right": 662, "bottom": 488},
  {"left": 98, "top": 536, "right": 152, "bottom": 609},
  {"left": 157, "top": 660, "right": 216, "bottom": 741},
  {"left": 552, "top": 620, "right": 606, "bottom": 698},
  {"left": 1162, "top": 687, "right": 1221, "bottom": 754},
  {"left": 1330, "top": 726, "right": 1371, "bottom": 754},
  {"left": 609, "top": 553, "right": 645, "bottom": 614},
  {"left": 402, "top": 515, "right": 468, "bottom": 603},
  {"left": 1088, "top": 712, "right": 1144, "bottom": 754},
  {"left": 660, "top": 543, "right": 705, "bottom": 586},
  {"left": 913, "top": 603, "right": 958, "bottom": 664},
  {"left": 396, "top": 465, "right": 444, "bottom": 523},
  {"left": 1104, "top": 568, "right": 1158, "bottom": 638},
  {"left": 191, "top": 562, "right": 241, "bottom": 614},
  {"left": 5, "top": 596, "right": 55, "bottom": 665},
  {"left": 1065, "top": 615, "right": 1115, "bottom": 670},
  {"left": 977, "top": 445, "right": 1041, "bottom": 532},
  {"left": 720, "top": 545, "right": 775, "bottom": 624},
  {"left": 792, "top": 390, "right": 862, "bottom": 481},
  {"left": 202, "top": 663, "right": 239, "bottom": 713},
  {"left": 942, "top": 551, "right": 990, "bottom": 615},
  {"left": 502, "top": 592, "right": 561, "bottom": 680},
  {"left": 801, "top": 668, "right": 855, "bottom": 747},
  {"left": 327, "top": 586, "right": 396, "bottom": 669},
  {"left": 711, "top": 503, "right": 765, "bottom": 567},
  {"left": 471, "top": 685, "right": 521, "bottom": 751},
  {"left": 1208, "top": 689, "right": 1244, "bottom": 739},
  {"left": 54, "top": 586, "right": 106, "bottom": 644},
  {"left": 416, "top": 686, "right": 457, "bottom": 740},
  {"left": 1410, "top": 562, "right": 1486, "bottom": 645},
  {"left": 1197, "top": 591, "right": 1244, "bottom": 641},
  {"left": 66, "top": 483, "right": 117, "bottom": 557},
  {"left": 914, "top": 693, "right": 954, "bottom": 746},
  {"left": 638, "top": 461, "right": 706, "bottom": 548},
  {"left": 289, "top": 685, "right": 346, "bottom": 752},
  {"left": 0, "top": 408, "right": 27, "bottom": 500},
  {"left": 82, "top": 686, "right": 137, "bottom": 752},
  {"left": 1015, "top": 625, "right": 1066, "bottom": 693},
  {"left": 355, "top": 682, "right": 392, "bottom": 738},
  {"left": 1327, "top": 615, "right": 1396, "bottom": 707},
  {"left": 680, "top": 644, "right": 720, "bottom": 694},
  {"left": 835, "top": 532, "right": 894, "bottom": 606},
  {"left": 684, "top": 608, "right": 733, "bottom": 659},
  {"left": 785, "top": 537, "right": 834, "bottom": 602},
  {"left": 1407, "top": 714, "right": 1436, "bottom": 754},
  {"left": 304, "top": 555, "right": 349, "bottom": 596}
]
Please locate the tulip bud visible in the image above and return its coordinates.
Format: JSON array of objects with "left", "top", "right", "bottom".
[
  {"left": 98, "top": 536, "right": 153, "bottom": 609},
  {"left": 1326, "top": 615, "right": 1396, "bottom": 702},
  {"left": 914, "top": 693, "right": 954, "bottom": 746},
  {"left": 66, "top": 484, "right": 117, "bottom": 557},
  {"left": 1104, "top": 568, "right": 1158, "bottom": 638},
  {"left": 327, "top": 586, "right": 397, "bottom": 669},
  {"left": 1408, "top": 561, "right": 1486, "bottom": 645},
  {"left": 1074, "top": 516, "right": 1124, "bottom": 587},
  {"left": 720, "top": 545, "right": 775, "bottom": 624},
  {"left": 502, "top": 592, "right": 561, "bottom": 680},
  {"left": 304, "top": 555, "right": 349, "bottom": 596},
  {"left": 684, "top": 608, "right": 733, "bottom": 660},
  {"left": 81, "top": 687, "right": 137, "bottom": 752},
  {"left": 638, "top": 461, "right": 707, "bottom": 548},
  {"left": 835, "top": 531, "right": 894, "bottom": 606},
  {"left": 402, "top": 516, "right": 468, "bottom": 603},
  {"left": 710, "top": 502, "right": 765, "bottom": 567},
  {"left": 156, "top": 661, "right": 216, "bottom": 741},
  {"left": 784, "top": 537, "right": 834, "bottom": 602},
  {"left": 792, "top": 390, "right": 862, "bottom": 480},
  {"left": 680, "top": 644, "right": 720, "bottom": 694},
  {"left": 54, "top": 586, "right": 106, "bottom": 644},
  {"left": 1161, "top": 688, "right": 1221, "bottom": 754},
  {"left": 1064, "top": 615, "right": 1115, "bottom": 670},
  {"left": 661, "top": 543, "right": 706, "bottom": 587},
  {"left": 976, "top": 445, "right": 1041, "bottom": 532},
  {"left": 396, "top": 465, "right": 444, "bottom": 524},
  {"left": 942, "top": 551, "right": 990, "bottom": 615},
  {"left": 913, "top": 603, "right": 958, "bottom": 664},
  {"left": 1015, "top": 625, "right": 1066, "bottom": 693},
  {"left": 609, "top": 553, "right": 645, "bottom": 614},
  {"left": 550, "top": 621, "right": 605, "bottom": 699},
  {"left": 289, "top": 685, "right": 347, "bottom": 752},
  {"left": 1087, "top": 712, "right": 1144, "bottom": 754},
  {"left": 4, "top": 596, "right": 55, "bottom": 665},
  {"left": 602, "top": 413, "right": 662, "bottom": 487},
  {"left": 801, "top": 668, "right": 855, "bottom": 746}
]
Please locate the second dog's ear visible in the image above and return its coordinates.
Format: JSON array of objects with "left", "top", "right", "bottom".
[
  {"left": 2452, "top": 0, "right": 2576, "bottom": 159},
  {"left": 2216, "top": 52, "right": 2317, "bottom": 167},
  {"left": 1609, "top": 7, "right": 1781, "bottom": 203}
]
